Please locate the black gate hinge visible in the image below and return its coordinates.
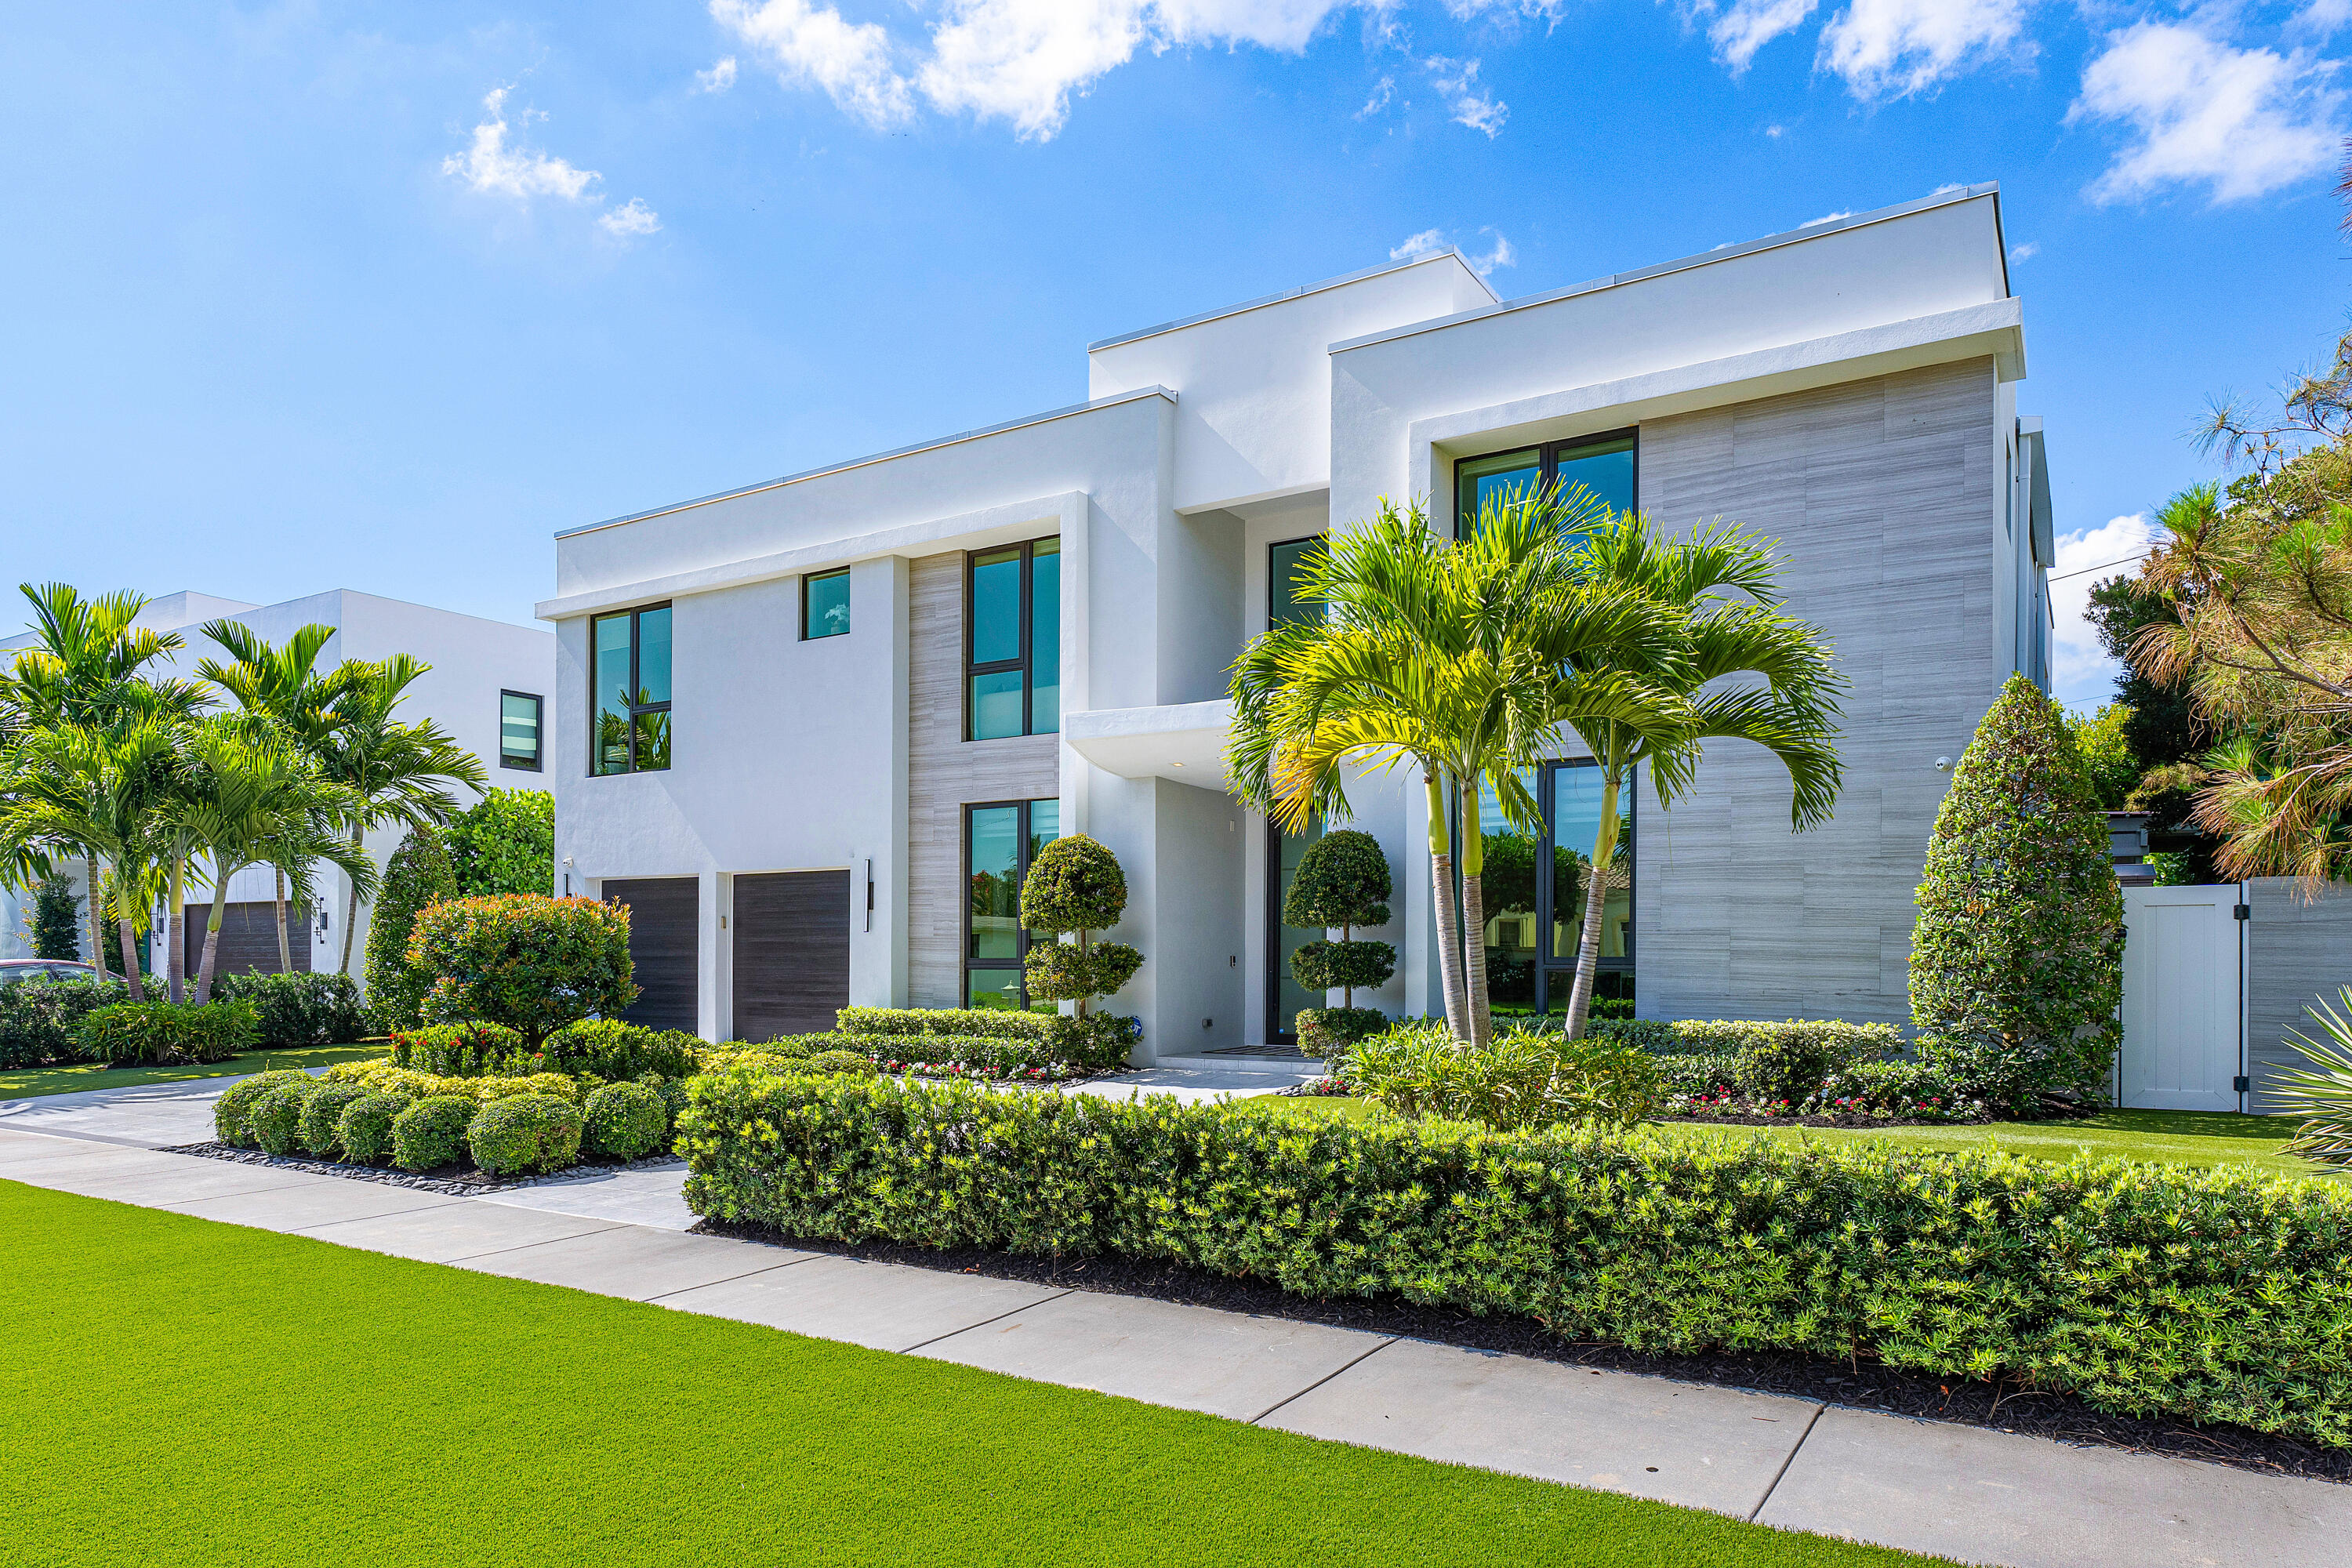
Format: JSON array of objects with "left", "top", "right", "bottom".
[
  {"left": 2234, "top": 1075, "right": 2252, "bottom": 1094},
  {"left": 2234, "top": 904, "right": 2252, "bottom": 920}
]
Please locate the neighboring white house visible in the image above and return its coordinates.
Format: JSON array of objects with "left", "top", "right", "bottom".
[
  {"left": 0, "top": 589, "right": 555, "bottom": 977},
  {"left": 538, "top": 185, "right": 2053, "bottom": 1061}
]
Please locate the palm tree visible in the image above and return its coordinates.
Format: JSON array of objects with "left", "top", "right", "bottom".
[
  {"left": 312, "top": 655, "right": 486, "bottom": 975},
  {"left": 1230, "top": 498, "right": 1689, "bottom": 1045},
  {"left": 195, "top": 619, "right": 352, "bottom": 971},
  {"left": 162, "top": 724, "right": 375, "bottom": 1003},
  {"left": 0, "top": 721, "right": 182, "bottom": 1000},
  {"left": 1552, "top": 506, "right": 1846, "bottom": 1038},
  {"left": 0, "top": 585, "right": 202, "bottom": 965}
]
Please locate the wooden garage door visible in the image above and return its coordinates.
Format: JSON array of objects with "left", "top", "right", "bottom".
[
  {"left": 601, "top": 877, "right": 699, "bottom": 1032},
  {"left": 732, "top": 871, "right": 850, "bottom": 1042},
  {"left": 186, "top": 900, "right": 310, "bottom": 978}
]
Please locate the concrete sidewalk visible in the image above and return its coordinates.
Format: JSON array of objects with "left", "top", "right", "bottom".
[{"left": 5, "top": 1089, "right": 2349, "bottom": 1567}]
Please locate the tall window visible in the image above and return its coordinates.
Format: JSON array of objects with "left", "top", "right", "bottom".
[
  {"left": 1269, "top": 535, "right": 1324, "bottom": 631},
  {"left": 1467, "top": 759, "right": 1635, "bottom": 1018},
  {"left": 499, "top": 691, "right": 543, "bottom": 772},
  {"left": 802, "top": 568, "right": 851, "bottom": 640},
  {"left": 964, "top": 797, "right": 1061, "bottom": 1011},
  {"left": 1454, "top": 430, "right": 1637, "bottom": 538},
  {"left": 966, "top": 537, "right": 1059, "bottom": 740},
  {"left": 590, "top": 604, "right": 672, "bottom": 775},
  {"left": 1265, "top": 533, "right": 1329, "bottom": 1044}
]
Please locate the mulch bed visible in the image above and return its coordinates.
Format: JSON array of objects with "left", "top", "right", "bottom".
[
  {"left": 164, "top": 1141, "right": 680, "bottom": 1197},
  {"left": 693, "top": 1214, "right": 2350, "bottom": 1486}
]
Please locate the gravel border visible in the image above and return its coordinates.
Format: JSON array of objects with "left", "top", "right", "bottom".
[
  {"left": 163, "top": 1141, "right": 682, "bottom": 1197},
  {"left": 693, "top": 1214, "right": 2351, "bottom": 1486}
]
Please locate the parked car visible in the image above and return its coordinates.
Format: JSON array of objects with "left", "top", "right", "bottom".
[{"left": 0, "top": 959, "right": 100, "bottom": 987}]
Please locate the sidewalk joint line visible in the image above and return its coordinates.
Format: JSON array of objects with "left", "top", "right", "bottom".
[
  {"left": 1247, "top": 1337, "right": 1399, "bottom": 1426},
  {"left": 898, "top": 1290, "right": 1076, "bottom": 1354},
  {"left": 638, "top": 1258, "right": 829, "bottom": 1303},
  {"left": 1746, "top": 1401, "right": 1827, "bottom": 1523}
]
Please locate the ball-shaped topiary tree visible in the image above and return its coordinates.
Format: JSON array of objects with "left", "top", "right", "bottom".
[
  {"left": 1018, "top": 835, "right": 1143, "bottom": 1018},
  {"left": 411, "top": 894, "right": 637, "bottom": 1048},
  {"left": 1911, "top": 673, "right": 2124, "bottom": 1113},
  {"left": 365, "top": 825, "right": 458, "bottom": 1031},
  {"left": 1283, "top": 829, "right": 1396, "bottom": 1007}
]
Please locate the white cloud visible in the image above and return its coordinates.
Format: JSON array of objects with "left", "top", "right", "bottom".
[
  {"left": 917, "top": 0, "right": 1152, "bottom": 139},
  {"left": 1764, "top": 121, "right": 1787, "bottom": 136},
  {"left": 1817, "top": 0, "right": 2031, "bottom": 99},
  {"left": 2071, "top": 21, "right": 2343, "bottom": 205},
  {"left": 599, "top": 197, "right": 663, "bottom": 237},
  {"left": 1468, "top": 229, "right": 1515, "bottom": 274},
  {"left": 441, "top": 88, "right": 601, "bottom": 201},
  {"left": 1703, "top": 0, "right": 1819, "bottom": 73},
  {"left": 2294, "top": 0, "right": 2352, "bottom": 36},
  {"left": 1390, "top": 225, "right": 1515, "bottom": 275},
  {"left": 1357, "top": 73, "right": 1396, "bottom": 116},
  {"left": 710, "top": 0, "right": 915, "bottom": 129},
  {"left": 1425, "top": 55, "right": 1507, "bottom": 136},
  {"left": 2051, "top": 513, "right": 2165, "bottom": 709},
  {"left": 1799, "top": 208, "right": 1853, "bottom": 226},
  {"left": 2009, "top": 239, "right": 2038, "bottom": 260},
  {"left": 1929, "top": 180, "right": 1966, "bottom": 194},
  {"left": 696, "top": 56, "right": 740, "bottom": 93},
  {"left": 1390, "top": 227, "right": 1446, "bottom": 260}
]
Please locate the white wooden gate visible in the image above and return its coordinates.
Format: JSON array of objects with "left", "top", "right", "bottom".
[{"left": 2119, "top": 883, "right": 2245, "bottom": 1112}]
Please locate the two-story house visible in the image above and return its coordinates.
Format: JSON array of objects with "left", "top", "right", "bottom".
[{"left": 538, "top": 185, "right": 2053, "bottom": 1061}]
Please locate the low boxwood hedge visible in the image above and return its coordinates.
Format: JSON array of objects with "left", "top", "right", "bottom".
[
  {"left": 337, "top": 1091, "right": 412, "bottom": 1163},
  {"left": 583, "top": 1080, "right": 668, "bottom": 1160},
  {"left": 678, "top": 1069, "right": 2352, "bottom": 1449},
  {"left": 299, "top": 1083, "right": 371, "bottom": 1158},
  {"left": 249, "top": 1081, "right": 313, "bottom": 1156},
  {"left": 213, "top": 1069, "right": 318, "bottom": 1146},
  {"left": 467, "top": 1094, "right": 584, "bottom": 1178},
  {"left": 390, "top": 1095, "right": 475, "bottom": 1171}
]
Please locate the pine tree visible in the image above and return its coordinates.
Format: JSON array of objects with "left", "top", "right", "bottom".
[
  {"left": 29, "top": 876, "right": 82, "bottom": 960},
  {"left": 1911, "top": 674, "right": 2124, "bottom": 1112},
  {"left": 365, "top": 826, "right": 457, "bottom": 1030}
]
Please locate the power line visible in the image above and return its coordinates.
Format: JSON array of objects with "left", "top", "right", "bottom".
[{"left": 2049, "top": 546, "right": 2157, "bottom": 583}]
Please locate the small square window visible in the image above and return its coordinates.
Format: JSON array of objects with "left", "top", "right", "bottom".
[
  {"left": 499, "top": 691, "right": 543, "bottom": 771},
  {"left": 803, "top": 568, "right": 851, "bottom": 640}
]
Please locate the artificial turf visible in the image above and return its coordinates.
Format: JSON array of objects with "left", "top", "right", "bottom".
[
  {"left": 0, "top": 1179, "right": 1951, "bottom": 1567},
  {"left": 0, "top": 1044, "right": 383, "bottom": 1101}
]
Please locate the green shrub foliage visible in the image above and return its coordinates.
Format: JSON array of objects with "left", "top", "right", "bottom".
[
  {"left": 299, "top": 1083, "right": 371, "bottom": 1158},
  {"left": 1294, "top": 1007, "right": 1388, "bottom": 1058},
  {"left": 836, "top": 1007, "right": 1055, "bottom": 1040},
  {"left": 1282, "top": 829, "right": 1396, "bottom": 1006},
  {"left": 29, "top": 875, "right": 81, "bottom": 960},
  {"left": 412, "top": 895, "right": 637, "bottom": 1047},
  {"left": 390, "top": 1094, "right": 476, "bottom": 1171},
  {"left": 365, "top": 826, "right": 458, "bottom": 1033},
  {"left": 1018, "top": 836, "right": 1143, "bottom": 1016},
  {"left": 583, "top": 1080, "right": 669, "bottom": 1160},
  {"left": 212, "top": 1069, "right": 316, "bottom": 1146},
  {"left": 1911, "top": 675, "right": 2125, "bottom": 1109},
  {"left": 542, "top": 1019, "right": 699, "bottom": 1082},
  {"left": 808, "top": 1050, "right": 879, "bottom": 1077},
  {"left": 681, "top": 1071, "right": 2352, "bottom": 1448},
  {"left": 337, "top": 1091, "right": 412, "bottom": 1164},
  {"left": 212, "top": 972, "right": 366, "bottom": 1047},
  {"left": 1345, "top": 1025, "right": 1663, "bottom": 1129},
  {"left": 249, "top": 1081, "right": 316, "bottom": 1156},
  {"left": 387, "top": 1021, "right": 530, "bottom": 1076},
  {"left": 466, "top": 1094, "right": 584, "bottom": 1177},
  {"left": 74, "top": 1000, "right": 259, "bottom": 1065},
  {"left": 447, "top": 787, "right": 555, "bottom": 898},
  {"left": 0, "top": 976, "right": 124, "bottom": 1069}
]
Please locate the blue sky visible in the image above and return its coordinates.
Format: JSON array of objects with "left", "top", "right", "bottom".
[{"left": 3, "top": 1, "right": 2344, "bottom": 710}]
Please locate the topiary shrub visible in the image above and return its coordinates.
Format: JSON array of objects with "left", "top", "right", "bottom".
[
  {"left": 74, "top": 1000, "right": 259, "bottom": 1065},
  {"left": 365, "top": 825, "right": 459, "bottom": 1033},
  {"left": 338, "top": 1091, "right": 412, "bottom": 1164},
  {"left": 249, "top": 1080, "right": 317, "bottom": 1156},
  {"left": 466, "top": 1094, "right": 584, "bottom": 1178},
  {"left": 583, "top": 1080, "right": 668, "bottom": 1160},
  {"left": 212, "top": 972, "right": 367, "bottom": 1048},
  {"left": 1018, "top": 836, "right": 1143, "bottom": 1018},
  {"left": 1295, "top": 1006, "right": 1388, "bottom": 1058},
  {"left": 447, "top": 787, "right": 555, "bottom": 898},
  {"left": 1283, "top": 829, "right": 1396, "bottom": 1008},
  {"left": 412, "top": 895, "right": 637, "bottom": 1048},
  {"left": 297, "top": 1083, "right": 370, "bottom": 1158},
  {"left": 1911, "top": 674, "right": 2125, "bottom": 1112},
  {"left": 390, "top": 1094, "right": 477, "bottom": 1171},
  {"left": 213, "top": 1069, "right": 316, "bottom": 1146}
]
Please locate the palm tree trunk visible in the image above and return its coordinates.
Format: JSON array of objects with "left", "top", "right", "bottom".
[
  {"left": 339, "top": 832, "right": 365, "bottom": 975},
  {"left": 1424, "top": 768, "right": 1468, "bottom": 1044},
  {"left": 165, "top": 858, "right": 186, "bottom": 1005},
  {"left": 1564, "top": 763, "right": 1624, "bottom": 1041},
  {"left": 196, "top": 871, "right": 232, "bottom": 1005},
  {"left": 274, "top": 865, "right": 291, "bottom": 974},
  {"left": 83, "top": 852, "right": 105, "bottom": 970},
  {"left": 108, "top": 858, "right": 146, "bottom": 1004},
  {"left": 1459, "top": 771, "right": 1492, "bottom": 1050}
]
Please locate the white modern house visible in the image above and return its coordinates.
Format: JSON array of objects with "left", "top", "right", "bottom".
[
  {"left": 539, "top": 186, "right": 2053, "bottom": 1060},
  {"left": 0, "top": 589, "right": 554, "bottom": 976}
]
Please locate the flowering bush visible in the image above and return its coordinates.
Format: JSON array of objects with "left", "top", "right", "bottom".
[{"left": 410, "top": 895, "right": 637, "bottom": 1047}]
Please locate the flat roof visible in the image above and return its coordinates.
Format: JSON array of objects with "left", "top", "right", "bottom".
[
  {"left": 1084, "top": 248, "right": 1501, "bottom": 355},
  {"left": 1327, "top": 183, "right": 2008, "bottom": 357}
]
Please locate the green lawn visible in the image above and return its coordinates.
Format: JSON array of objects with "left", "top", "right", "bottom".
[
  {"left": 0, "top": 1179, "right": 1948, "bottom": 1567},
  {"left": 0, "top": 1044, "right": 383, "bottom": 1101},
  {"left": 1238, "top": 1096, "right": 2340, "bottom": 1181}
]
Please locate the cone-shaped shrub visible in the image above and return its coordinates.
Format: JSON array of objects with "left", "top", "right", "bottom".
[
  {"left": 1018, "top": 835, "right": 1142, "bottom": 1018},
  {"left": 1911, "top": 673, "right": 2123, "bottom": 1111}
]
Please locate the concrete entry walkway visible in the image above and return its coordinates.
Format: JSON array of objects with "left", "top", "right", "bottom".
[{"left": 7, "top": 1089, "right": 2352, "bottom": 1567}]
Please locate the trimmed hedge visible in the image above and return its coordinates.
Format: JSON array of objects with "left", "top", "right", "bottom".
[
  {"left": 249, "top": 1082, "right": 313, "bottom": 1156},
  {"left": 387, "top": 1018, "right": 697, "bottom": 1083},
  {"left": 679, "top": 1071, "right": 2352, "bottom": 1449},
  {"left": 0, "top": 977, "right": 125, "bottom": 1068},
  {"left": 299, "top": 1083, "right": 371, "bottom": 1157},
  {"left": 387, "top": 1022, "right": 528, "bottom": 1076},
  {"left": 390, "top": 1096, "right": 475, "bottom": 1171},
  {"left": 338, "top": 1091, "right": 412, "bottom": 1163},
  {"left": 831, "top": 1008, "right": 1140, "bottom": 1072},
  {"left": 836, "top": 1007, "right": 1055, "bottom": 1040},
  {"left": 1586, "top": 1018, "right": 1903, "bottom": 1064},
  {"left": 583, "top": 1080, "right": 668, "bottom": 1160},
  {"left": 213, "top": 1069, "right": 317, "bottom": 1147},
  {"left": 467, "top": 1094, "right": 583, "bottom": 1178},
  {"left": 1345, "top": 1025, "right": 1661, "bottom": 1130},
  {"left": 74, "top": 1000, "right": 260, "bottom": 1065},
  {"left": 212, "top": 971, "right": 366, "bottom": 1048}
]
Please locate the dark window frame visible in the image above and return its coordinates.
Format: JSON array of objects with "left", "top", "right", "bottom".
[
  {"left": 1266, "top": 532, "right": 1326, "bottom": 633},
  {"left": 498, "top": 689, "right": 544, "bottom": 773},
  {"left": 1455, "top": 757, "right": 1635, "bottom": 1018},
  {"left": 588, "top": 601, "right": 673, "bottom": 777},
  {"left": 1451, "top": 427, "right": 1639, "bottom": 539},
  {"left": 962, "top": 537, "right": 1058, "bottom": 742},
  {"left": 960, "top": 797, "right": 1059, "bottom": 1012},
  {"left": 1263, "top": 532, "right": 1330, "bottom": 1046},
  {"left": 800, "top": 568, "right": 851, "bottom": 641}
]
